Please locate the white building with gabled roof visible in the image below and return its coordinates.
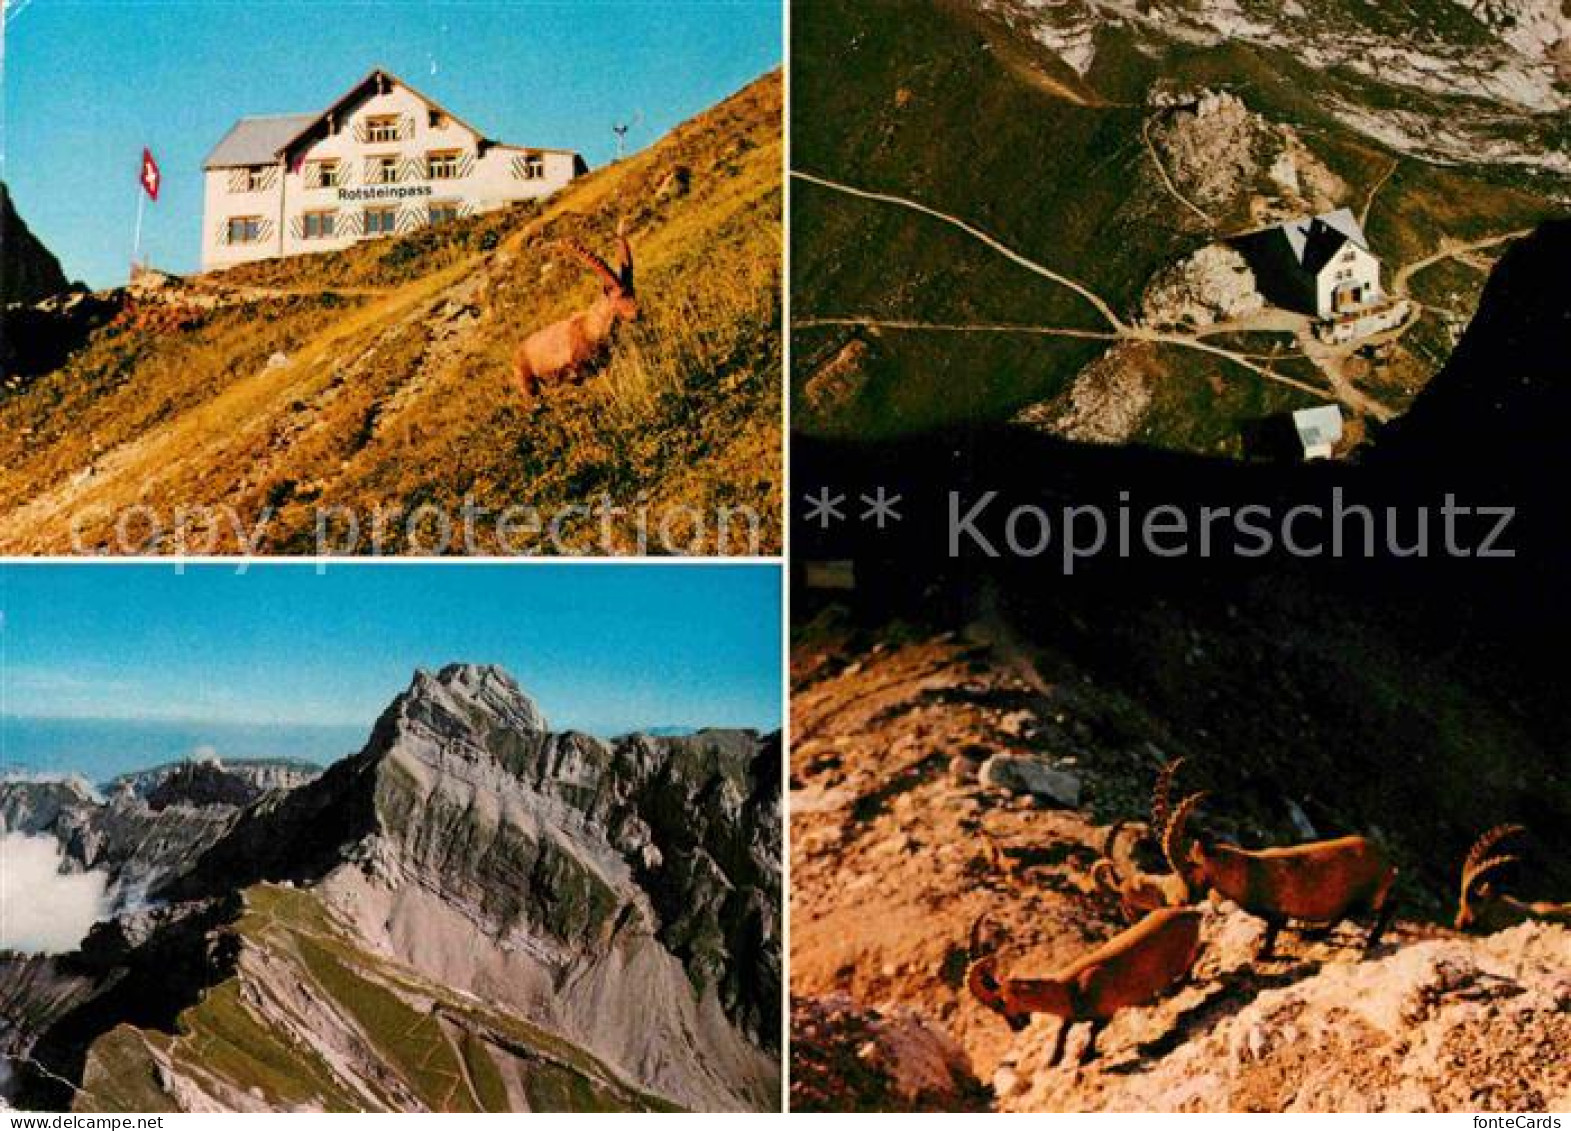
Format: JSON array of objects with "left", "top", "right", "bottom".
[
  {"left": 201, "top": 67, "right": 586, "bottom": 271},
  {"left": 1236, "top": 207, "right": 1408, "bottom": 343},
  {"left": 1239, "top": 208, "right": 1382, "bottom": 320}
]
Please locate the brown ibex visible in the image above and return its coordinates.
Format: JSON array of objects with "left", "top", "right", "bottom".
[
  {"left": 1090, "top": 759, "right": 1192, "bottom": 920},
  {"left": 1456, "top": 825, "right": 1571, "bottom": 933},
  {"left": 511, "top": 223, "right": 638, "bottom": 401},
  {"left": 966, "top": 906, "right": 1203, "bottom": 1066},
  {"left": 1164, "top": 792, "right": 1397, "bottom": 957}
]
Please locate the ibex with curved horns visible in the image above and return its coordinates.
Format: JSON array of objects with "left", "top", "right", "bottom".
[
  {"left": 1456, "top": 825, "right": 1571, "bottom": 933},
  {"left": 1164, "top": 792, "right": 1397, "bottom": 957},
  {"left": 511, "top": 223, "right": 638, "bottom": 400},
  {"left": 966, "top": 907, "right": 1203, "bottom": 1066},
  {"left": 1091, "top": 759, "right": 1193, "bottom": 921}
]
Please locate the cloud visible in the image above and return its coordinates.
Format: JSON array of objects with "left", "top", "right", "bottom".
[{"left": 0, "top": 834, "right": 110, "bottom": 953}]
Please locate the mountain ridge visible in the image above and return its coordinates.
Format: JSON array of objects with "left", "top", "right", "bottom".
[{"left": 1, "top": 663, "right": 781, "bottom": 1111}]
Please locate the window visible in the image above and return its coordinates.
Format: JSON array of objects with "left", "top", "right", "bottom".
[
  {"left": 429, "top": 110, "right": 447, "bottom": 130},
  {"left": 372, "top": 156, "right": 399, "bottom": 184},
  {"left": 364, "top": 206, "right": 398, "bottom": 236},
  {"left": 514, "top": 152, "right": 546, "bottom": 181},
  {"left": 365, "top": 115, "right": 401, "bottom": 143},
  {"left": 244, "top": 167, "right": 270, "bottom": 192},
  {"left": 308, "top": 161, "right": 342, "bottom": 189},
  {"left": 227, "top": 216, "right": 262, "bottom": 244},
  {"left": 302, "top": 211, "right": 336, "bottom": 240},
  {"left": 427, "top": 151, "right": 462, "bottom": 180},
  {"left": 429, "top": 201, "right": 461, "bottom": 226}
]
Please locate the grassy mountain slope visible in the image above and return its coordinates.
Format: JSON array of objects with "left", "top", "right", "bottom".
[
  {"left": 0, "top": 74, "right": 781, "bottom": 554},
  {"left": 72, "top": 886, "right": 677, "bottom": 1113},
  {"left": 791, "top": 0, "right": 1565, "bottom": 450}
]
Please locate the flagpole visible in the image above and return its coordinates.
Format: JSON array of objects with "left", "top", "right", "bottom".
[{"left": 132, "top": 178, "right": 146, "bottom": 281}]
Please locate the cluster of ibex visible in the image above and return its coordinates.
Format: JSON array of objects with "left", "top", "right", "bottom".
[
  {"left": 967, "top": 758, "right": 1568, "bottom": 1066},
  {"left": 511, "top": 222, "right": 638, "bottom": 401}
]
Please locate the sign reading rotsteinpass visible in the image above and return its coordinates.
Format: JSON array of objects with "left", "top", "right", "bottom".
[
  {"left": 336, "top": 185, "right": 435, "bottom": 202},
  {"left": 200, "top": 67, "right": 585, "bottom": 272}
]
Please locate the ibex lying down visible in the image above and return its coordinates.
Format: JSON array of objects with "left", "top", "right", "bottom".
[
  {"left": 966, "top": 906, "right": 1203, "bottom": 1066},
  {"left": 1164, "top": 792, "right": 1397, "bottom": 957},
  {"left": 1091, "top": 759, "right": 1192, "bottom": 921},
  {"left": 511, "top": 224, "right": 638, "bottom": 401},
  {"left": 1456, "top": 825, "right": 1571, "bottom": 933}
]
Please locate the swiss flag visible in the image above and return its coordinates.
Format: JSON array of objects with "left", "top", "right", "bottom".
[{"left": 139, "top": 148, "right": 161, "bottom": 201}]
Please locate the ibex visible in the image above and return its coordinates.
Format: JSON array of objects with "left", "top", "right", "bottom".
[
  {"left": 511, "top": 223, "right": 638, "bottom": 400},
  {"left": 1456, "top": 825, "right": 1571, "bottom": 933},
  {"left": 1164, "top": 792, "right": 1397, "bottom": 957},
  {"left": 1091, "top": 759, "right": 1192, "bottom": 921},
  {"left": 966, "top": 906, "right": 1203, "bottom": 1066}
]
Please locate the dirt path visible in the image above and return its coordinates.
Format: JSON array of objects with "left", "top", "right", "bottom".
[
  {"left": 791, "top": 170, "right": 1127, "bottom": 330},
  {"left": 1142, "top": 116, "right": 1214, "bottom": 227},
  {"left": 1360, "top": 156, "right": 1398, "bottom": 227},
  {"left": 794, "top": 317, "right": 1118, "bottom": 343},
  {"left": 1392, "top": 228, "right": 1531, "bottom": 298}
]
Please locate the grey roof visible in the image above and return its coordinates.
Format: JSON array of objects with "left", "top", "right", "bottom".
[
  {"left": 204, "top": 114, "right": 318, "bottom": 169},
  {"left": 204, "top": 68, "right": 584, "bottom": 172},
  {"left": 1293, "top": 404, "right": 1345, "bottom": 450},
  {"left": 1281, "top": 208, "right": 1370, "bottom": 274}
]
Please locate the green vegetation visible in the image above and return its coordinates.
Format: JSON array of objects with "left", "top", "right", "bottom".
[
  {"left": 70, "top": 883, "right": 685, "bottom": 1113},
  {"left": 294, "top": 935, "right": 480, "bottom": 1112},
  {"left": 75, "top": 1029, "right": 181, "bottom": 1113},
  {"left": 171, "top": 981, "right": 364, "bottom": 1111},
  {"left": 1133, "top": 344, "right": 1321, "bottom": 457},
  {"left": 459, "top": 1033, "right": 511, "bottom": 1112}
]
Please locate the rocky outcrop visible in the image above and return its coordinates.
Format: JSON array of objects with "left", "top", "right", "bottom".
[
  {"left": 1148, "top": 91, "right": 1346, "bottom": 225},
  {"left": 112, "top": 758, "right": 320, "bottom": 802},
  {"left": 1141, "top": 245, "right": 1264, "bottom": 329},
  {"left": 0, "top": 184, "right": 68, "bottom": 307},
  {"left": 791, "top": 995, "right": 989, "bottom": 1112},
  {"left": 1014, "top": 343, "right": 1155, "bottom": 445},
  {"left": 0, "top": 777, "right": 244, "bottom": 909},
  {"left": 998, "top": 909, "right": 1571, "bottom": 1112}
]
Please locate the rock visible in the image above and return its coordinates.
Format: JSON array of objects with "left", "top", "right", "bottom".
[
  {"left": 791, "top": 995, "right": 988, "bottom": 1112},
  {"left": 1000, "top": 912, "right": 1571, "bottom": 1112},
  {"left": 1141, "top": 244, "right": 1264, "bottom": 329},
  {"left": 993, "top": 1065, "right": 1022, "bottom": 1098},
  {"left": 1016, "top": 343, "right": 1154, "bottom": 446},
  {"left": 979, "top": 755, "right": 1082, "bottom": 808}
]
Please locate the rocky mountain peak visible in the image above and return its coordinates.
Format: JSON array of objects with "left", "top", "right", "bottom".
[{"left": 398, "top": 662, "right": 550, "bottom": 737}]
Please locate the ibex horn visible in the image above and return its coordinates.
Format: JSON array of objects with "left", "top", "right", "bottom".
[
  {"left": 1162, "top": 791, "right": 1208, "bottom": 876},
  {"left": 1151, "top": 757, "right": 1187, "bottom": 835},
  {"left": 616, "top": 219, "right": 634, "bottom": 290},
  {"left": 556, "top": 238, "right": 622, "bottom": 291},
  {"left": 1462, "top": 825, "right": 1527, "bottom": 894}
]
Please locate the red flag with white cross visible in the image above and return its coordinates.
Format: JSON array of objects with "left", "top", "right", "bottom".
[{"left": 139, "top": 148, "right": 161, "bottom": 201}]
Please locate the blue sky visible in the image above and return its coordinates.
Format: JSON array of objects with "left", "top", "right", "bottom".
[
  {"left": 0, "top": 564, "right": 782, "bottom": 733},
  {"left": 2, "top": 0, "right": 781, "bottom": 289}
]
